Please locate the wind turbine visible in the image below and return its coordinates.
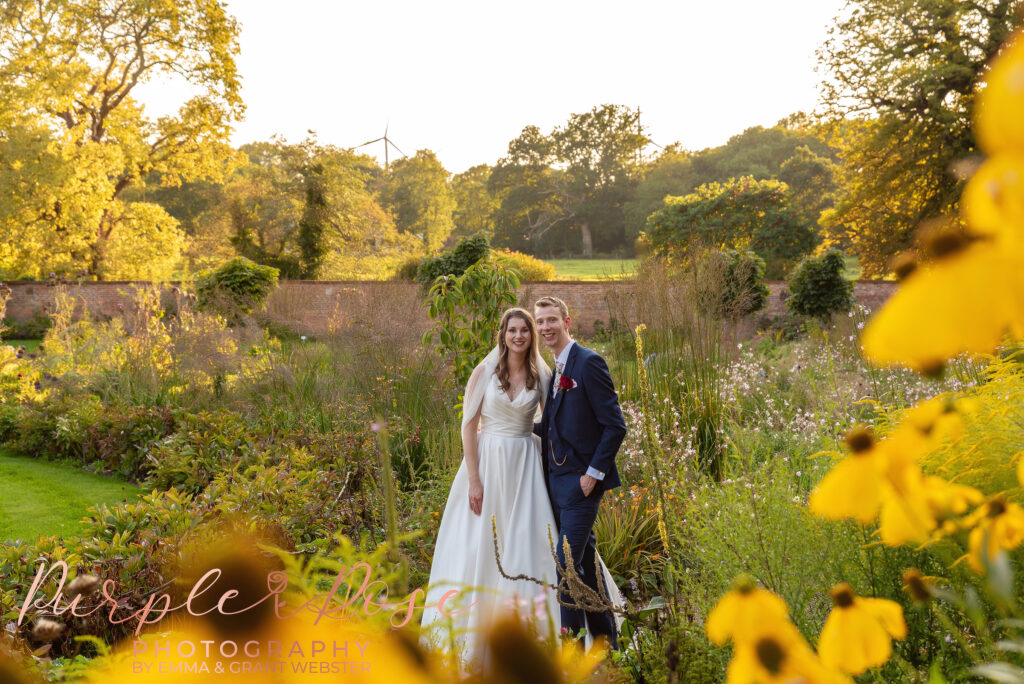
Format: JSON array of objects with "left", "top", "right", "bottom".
[{"left": 354, "top": 123, "right": 407, "bottom": 170}]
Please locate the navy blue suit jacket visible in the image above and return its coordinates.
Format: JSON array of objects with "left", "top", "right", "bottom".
[{"left": 535, "top": 343, "right": 626, "bottom": 491}]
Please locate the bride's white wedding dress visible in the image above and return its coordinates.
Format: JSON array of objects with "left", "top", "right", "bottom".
[{"left": 420, "top": 353, "right": 622, "bottom": 670}]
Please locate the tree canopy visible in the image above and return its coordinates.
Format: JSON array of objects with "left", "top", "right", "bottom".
[
  {"left": 816, "top": 0, "right": 1022, "bottom": 276},
  {"left": 490, "top": 104, "right": 648, "bottom": 257},
  {"left": 645, "top": 176, "right": 818, "bottom": 278},
  {"left": 0, "top": 0, "right": 243, "bottom": 280}
]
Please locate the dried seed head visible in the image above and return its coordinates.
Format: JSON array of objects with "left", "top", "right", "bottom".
[
  {"left": 32, "top": 618, "right": 64, "bottom": 642},
  {"left": 66, "top": 574, "right": 99, "bottom": 599}
]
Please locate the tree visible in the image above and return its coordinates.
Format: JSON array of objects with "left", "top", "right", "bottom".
[
  {"left": 221, "top": 138, "right": 418, "bottom": 280},
  {"left": 0, "top": 0, "right": 244, "bottom": 280},
  {"left": 778, "top": 145, "right": 839, "bottom": 227},
  {"left": 491, "top": 105, "right": 648, "bottom": 256},
  {"left": 379, "top": 150, "right": 455, "bottom": 253},
  {"left": 645, "top": 177, "right": 817, "bottom": 278},
  {"left": 624, "top": 124, "right": 837, "bottom": 242},
  {"left": 817, "top": 0, "right": 1022, "bottom": 276},
  {"left": 450, "top": 164, "right": 498, "bottom": 242}
]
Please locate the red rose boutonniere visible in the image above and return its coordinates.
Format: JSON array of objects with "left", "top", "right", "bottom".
[{"left": 558, "top": 374, "right": 577, "bottom": 392}]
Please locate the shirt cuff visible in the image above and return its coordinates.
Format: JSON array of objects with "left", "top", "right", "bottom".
[{"left": 586, "top": 467, "right": 605, "bottom": 481}]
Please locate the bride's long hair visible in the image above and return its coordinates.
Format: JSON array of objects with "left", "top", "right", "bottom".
[{"left": 495, "top": 307, "right": 540, "bottom": 394}]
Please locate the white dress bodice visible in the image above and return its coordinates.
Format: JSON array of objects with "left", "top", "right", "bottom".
[{"left": 479, "top": 375, "right": 540, "bottom": 438}]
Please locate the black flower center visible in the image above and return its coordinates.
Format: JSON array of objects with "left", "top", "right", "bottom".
[
  {"left": 755, "top": 637, "right": 786, "bottom": 674},
  {"left": 845, "top": 427, "right": 874, "bottom": 454},
  {"left": 831, "top": 583, "right": 855, "bottom": 608}
]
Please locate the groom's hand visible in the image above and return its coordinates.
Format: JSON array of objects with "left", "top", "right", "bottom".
[{"left": 580, "top": 474, "right": 597, "bottom": 497}]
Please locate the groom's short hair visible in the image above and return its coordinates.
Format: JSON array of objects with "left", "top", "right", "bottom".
[{"left": 534, "top": 296, "right": 569, "bottom": 321}]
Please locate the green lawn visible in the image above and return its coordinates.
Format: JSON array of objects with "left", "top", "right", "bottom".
[
  {"left": 0, "top": 449, "right": 142, "bottom": 542},
  {"left": 547, "top": 259, "right": 639, "bottom": 280},
  {"left": 1, "top": 339, "right": 42, "bottom": 352}
]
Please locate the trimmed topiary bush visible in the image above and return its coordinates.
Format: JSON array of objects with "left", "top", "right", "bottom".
[
  {"left": 194, "top": 257, "right": 279, "bottom": 319},
  {"left": 786, "top": 250, "right": 854, "bottom": 320}
]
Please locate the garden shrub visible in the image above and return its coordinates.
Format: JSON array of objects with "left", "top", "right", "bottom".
[
  {"left": 691, "top": 248, "right": 769, "bottom": 319},
  {"left": 491, "top": 248, "right": 557, "bottom": 280},
  {"left": 394, "top": 255, "right": 423, "bottom": 280},
  {"left": 786, "top": 250, "right": 854, "bottom": 320},
  {"left": 414, "top": 234, "right": 489, "bottom": 286},
  {"left": 143, "top": 410, "right": 259, "bottom": 494},
  {"left": 81, "top": 406, "right": 177, "bottom": 478},
  {"left": 422, "top": 258, "right": 520, "bottom": 388},
  {"left": 194, "top": 257, "right": 279, "bottom": 319}
]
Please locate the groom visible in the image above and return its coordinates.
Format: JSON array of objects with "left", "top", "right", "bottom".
[{"left": 534, "top": 296, "right": 625, "bottom": 649}]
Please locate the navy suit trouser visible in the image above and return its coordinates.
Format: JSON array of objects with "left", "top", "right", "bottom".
[{"left": 548, "top": 470, "right": 618, "bottom": 649}]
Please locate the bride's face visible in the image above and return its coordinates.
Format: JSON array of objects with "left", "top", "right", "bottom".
[{"left": 504, "top": 317, "right": 531, "bottom": 355}]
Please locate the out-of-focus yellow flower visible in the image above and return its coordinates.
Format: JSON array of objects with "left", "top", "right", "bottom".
[
  {"left": 809, "top": 428, "right": 887, "bottom": 525},
  {"left": 706, "top": 576, "right": 790, "bottom": 647},
  {"left": 920, "top": 476, "right": 984, "bottom": 519},
  {"left": 860, "top": 243, "right": 1022, "bottom": 372},
  {"left": 810, "top": 427, "right": 939, "bottom": 545},
  {"left": 962, "top": 155, "right": 1024, "bottom": 241},
  {"left": 817, "top": 583, "right": 906, "bottom": 675},
  {"left": 965, "top": 497, "right": 1024, "bottom": 573},
  {"left": 975, "top": 29, "right": 1024, "bottom": 155},
  {"left": 726, "top": 619, "right": 852, "bottom": 684}
]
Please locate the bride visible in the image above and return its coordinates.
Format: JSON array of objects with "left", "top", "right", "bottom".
[{"left": 419, "top": 307, "right": 621, "bottom": 670}]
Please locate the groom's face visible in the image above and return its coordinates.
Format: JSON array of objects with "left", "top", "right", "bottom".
[{"left": 535, "top": 305, "right": 570, "bottom": 350}]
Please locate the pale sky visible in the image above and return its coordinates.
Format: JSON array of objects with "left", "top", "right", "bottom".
[{"left": 136, "top": 0, "right": 848, "bottom": 174}]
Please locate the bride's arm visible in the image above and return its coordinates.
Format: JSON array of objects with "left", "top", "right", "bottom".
[{"left": 462, "top": 405, "right": 484, "bottom": 515}]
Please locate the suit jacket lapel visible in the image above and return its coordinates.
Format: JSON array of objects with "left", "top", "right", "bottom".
[{"left": 551, "top": 343, "right": 580, "bottom": 420}]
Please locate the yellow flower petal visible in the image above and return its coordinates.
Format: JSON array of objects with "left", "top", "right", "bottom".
[
  {"left": 706, "top": 586, "right": 790, "bottom": 646},
  {"left": 819, "top": 607, "right": 895, "bottom": 675},
  {"left": 809, "top": 453, "right": 885, "bottom": 524},
  {"left": 962, "top": 155, "right": 1024, "bottom": 243},
  {"left": 976, "top": 30, "right": 1024, "bottom": 155},
  {"left": 861, "top": 243, "right": 1022, "bottom": 371},
  {"left": 860, "top": 597, "right": 908, "bottom": 640}
]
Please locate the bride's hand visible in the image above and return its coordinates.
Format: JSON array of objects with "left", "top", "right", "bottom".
[{"left": 468, "top": 479, "right": 483, "bottom": 516}]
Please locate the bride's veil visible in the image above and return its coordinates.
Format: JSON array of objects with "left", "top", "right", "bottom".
[{"left": 461, "top": 344, "right": 552, "bottom": 430}]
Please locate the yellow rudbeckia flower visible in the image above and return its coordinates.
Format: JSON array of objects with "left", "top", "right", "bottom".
[
  {"left": 817, "top": 583, "right": 907, "bottom": 675},
  {"left": 962, "top": 154, "right": 1024, "bottom": 243},
  {"left": 810, "top": 427, "right": 939, "bottom": 545},
  {"left": 727, "top": 619, "right": 852, "bottom": 684},
  {"left": 706, "top": 575, "right": 790, "bottom": 647},
  {"left": 975, "top": 29, "right": 1024, "bottom": 156},
  {"left": 860, "top": 242, "right": 1022, "bottom": 372},
  {"left": 965, "top": 497, "right": 1024, "bottom": 573},
  {"left": 809, "top": 428, "right": 887, "bottom": 525}
]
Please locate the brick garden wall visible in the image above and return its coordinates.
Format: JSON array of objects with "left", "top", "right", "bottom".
[{"left": 4, "top": 279, "right": 897, "bottom": 337}]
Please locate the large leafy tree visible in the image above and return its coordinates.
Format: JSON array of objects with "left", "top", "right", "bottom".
[
  {"left": 379, "top": 149, "right": 456, "bottom": 253},
  {"left": 450, "top": 164, "right": 498, "bottom": 241},
  {"left": 624, "top": 124, "right": 837, "bottom": 241},
  {"left": 0, "top": 0, "right": 244, "bottom": 280},
  {"left": 645, "top": 177, "right": 818, "bottom": 278},
  {"left": 491, "top": 104, "right": 648, "bottom": 256},
  {"left": 817, "top": 0, "right": 1022, "bottom": 276},
  {"left": 220, "top": 138, "right": 416, "bottom": 280}
]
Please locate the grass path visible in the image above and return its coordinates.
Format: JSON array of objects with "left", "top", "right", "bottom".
[
  {"left": 547, "top": 259, "right": 638, "bottom": 280},
  {"left": 0, "top": 448, "right": 141, "bottom": 542}
]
